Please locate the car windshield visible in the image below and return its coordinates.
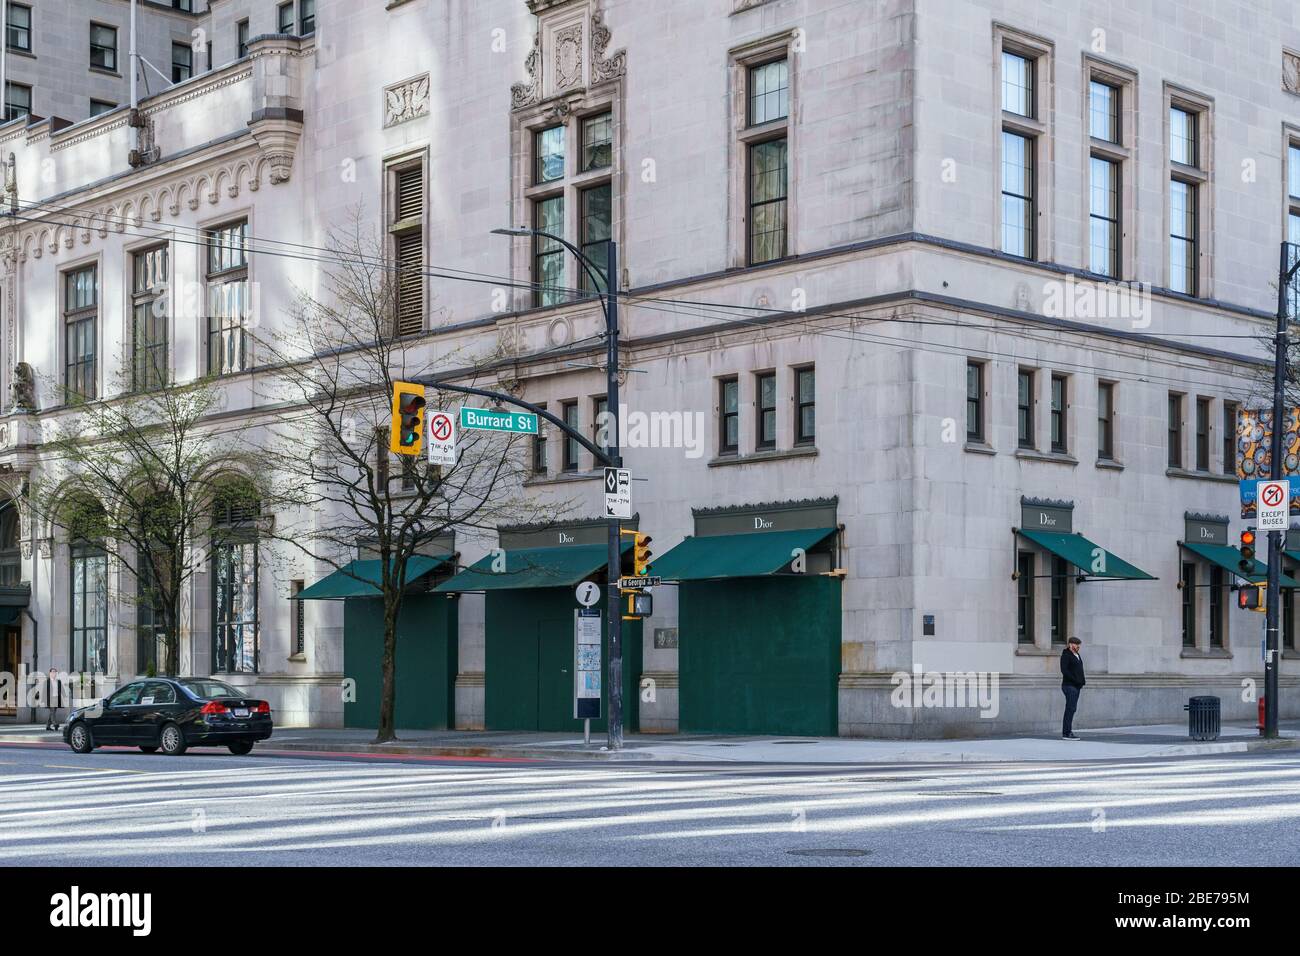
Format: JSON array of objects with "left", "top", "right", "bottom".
[{"left": 178, "top": 680, "right": 243, "bottom": 700}]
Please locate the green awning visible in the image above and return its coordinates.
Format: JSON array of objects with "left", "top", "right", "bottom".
[
  {"left": 297, "top": 555, "right": 453, "bottom": 600},
  {"left": 1018, "top": 529, "right": 1155, "bottom": 581},
  {"left": 0, "top": 605, "right": 20, "bottom": 626},
  {"left": 1286, "top": 550, "right": 1300, "bottom": 566},
  {"left": 652, "top": 527, "right": 838, "bottom": 581},
  {"left": 1180, "top": 542, "right": 1300, "bottom": 588},
  {"left": 435, "top": 541, "right": 630, "bottom": 592}
]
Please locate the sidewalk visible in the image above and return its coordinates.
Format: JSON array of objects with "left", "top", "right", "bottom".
[{"left": 2, "top": 719, "right": 1298, "bottom": 763}]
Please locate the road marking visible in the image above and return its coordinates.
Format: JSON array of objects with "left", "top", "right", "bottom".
[{"left": 42, "top": 764, "right": 152, "bottom": 774}]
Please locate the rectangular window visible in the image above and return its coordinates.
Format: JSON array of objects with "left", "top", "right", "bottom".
[
  {"left": 299, "top": 0, "right": 316, "bottom": 35},
  {"left": 1223, "top": 401, "right": 1238, "bottom": 476},
  {"left": 172, "top": 42, "right": 192, "bottom": 83},
  {"left": 1097, "top": 382, "right": 1114, "bottom": 460},
  {"left": 581, "top": 112, "right": 612, "bottom": 172},
  {"left": 561, "top": 401, "right": 579, "bottom": 471},
  {"left": 532, "top": 403, "right": 548, "bottom": 474},
  {"left": 1290, "top": 143, "right": 1300, "bottom": 202},
  {"left": 720, "top": 378, "right": 739, "bottom": 455},
  {"left": 1016, "top": 552, "right": 1035, "bottom": 644},
  {"left": 748, "top": 59, "right": 789, "bottom": 126},
  {"left": 1050, "top": 375, "right": 1067, "bottom": 453},
  {"left": 1001, "top": 130, "right": 1035, "bottom": 258},
  {"left": 1285, "top": 587, "right": 1295, "bottom": 651},
  {"left": 212, "top": 538, "right": 258, "bottom": 673},
  {"left": 1017, "top": 369, "right": 1034, "bottom": 448},
  {"left": 1088, "top": 80, "right": 1119, "bottom": 143},
  {"left": 237, "top": 19, "right": 250, "bottom": 58},
  {"left": 534, "top": 125, "right": 565, "bottom": 185},
  {"left": 137, "top": 554, "right": 166, "bottom": 676},
  {"left": 1168, "top": 393, "right": 1183, "bottom": 469},
  {"left": 132, "top": 246, "right": 169, "bottom": 391},
  {"left": 966, "top": 361, "right": 984, "bottom": 443},
  {"left": 795, "top": 367, "right": 815, "bottom": 445},
  {"left": 1050, "top": 556, "right": 1069, "bottom": 643},
  {"left": 1195, "top": 397, "right": 1210, "bottom": 471},
  {"left": 1170, "top": 179, "right": 1198, "bottom": 295},
  {"left": 1170, "top": 107, "right": 1197, "bottom": 167},
  {"left": 1208, "top": 566, "right": 1224, "bottom": 648},
  {"left": 1181, "top": 561, "right": 1196, "bottom": 648},
  {"left": 1089, "top": 156, "right": 1120, "bottom": 277},
  {"left": 291, "top": 580, "right": 305, "bottom": 656},
  {"left": 1001, "top": 51, "right": 1034, "bottom": 118},
  {"left": 90, "top": 23, "right": 117, "bottom": 72},
  {"left": 748, "top": 137, "right": 788, "bottom": 265},
  {"left": 4, "top": 81, "right": 30, "bottom": 122},
  {"left": 579, "top": 183, "right": 611, "bottom": 293},
  {"left": 391, "top": 163, "right": 424, "bottom": 336},
  {"left": 533, "top": 196, "right": 565, "bottom": 308},
  {"left": 206, "top": 220, "right": 249, "bottom": 376},
  {"left": 756, "top": 372, "right": 777, "bottom": 450},
  {"left": 70, "top": 546, "right": 108, "bottom": 674},
  {"left": 278, "top": 2, "right": 294, "bottom": 33},
  {"left": 7, "top": 3, "right": 31, "bottom": 53},
  {"left": 63, "top": 265, "right": 97, "bottom": 401},
  {"left": 89, "top": 99, "right": 116, "bottom": 117}
]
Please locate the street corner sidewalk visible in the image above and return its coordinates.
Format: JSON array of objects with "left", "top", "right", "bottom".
[{"left": 2, "top": 720, "right": 1298, "bottom": 764}]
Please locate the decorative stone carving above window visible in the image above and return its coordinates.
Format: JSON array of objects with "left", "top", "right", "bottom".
[
  {"left": 733, "top": 0, "right": 775, "bottom": 11},
  {"left": 385, "top": 73, "right": 431, "bottom": 128},
  {"left": 1285, "top": 50, "right": 1300, "bottom": 96},
  {"left": 511, "top": 0, "right": 625, "bottom": 112}
]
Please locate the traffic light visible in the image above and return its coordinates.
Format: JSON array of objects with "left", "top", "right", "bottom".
[
  {"left": 624, "top": 590, "right": 652, "bottom": 620},
  {"left": 389, "top": 382, "right": 427, "bottom": 456},
  {"left": 1238, "top": 529, "right": 1256, "bottom": 575},
  {"left": 1239, "top": 583, "right": 1266, "bottom": 612},
  {"left": 633, "top": 532, "right": 653, "bottom": 576}
]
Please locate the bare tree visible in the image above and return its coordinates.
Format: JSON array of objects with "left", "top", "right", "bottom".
[{"left": 253, "top": 214, "right": 556, "bottom": 742}]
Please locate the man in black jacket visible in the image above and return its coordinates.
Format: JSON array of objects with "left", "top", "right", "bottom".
[{"left": 1060, "top": 637, "right": 1085, "bottom": 739}]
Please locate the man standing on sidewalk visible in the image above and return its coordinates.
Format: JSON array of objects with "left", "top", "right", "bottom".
[
  {"left": 45, "top": 667, "right": 60, "bottom": 732},
  {"left": 1060, "top": 637, "right": 1085, "bottom": 740}
]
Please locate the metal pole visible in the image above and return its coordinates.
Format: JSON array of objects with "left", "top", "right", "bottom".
[
  {"left": 605, "top": 240, "right": 623, "bottom": 751},
  {"left": 1266, "top": 240, "right": 1291, "bottom": 739}
]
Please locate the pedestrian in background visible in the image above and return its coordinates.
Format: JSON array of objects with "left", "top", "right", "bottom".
[
  {"left": 45, "top": 667, "right": 59, "bottom": 732},
  {"left": 1060, "top": 637, "right": 1085, "bottom": 740}
]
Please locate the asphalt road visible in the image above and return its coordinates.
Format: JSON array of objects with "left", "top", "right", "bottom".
[{"left": 1, "top": 742, "right": 1298, "bottom": 866}]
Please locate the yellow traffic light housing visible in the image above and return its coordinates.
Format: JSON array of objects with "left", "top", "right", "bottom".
[
  {"left": 633, "top": 532, "right": 653, "bottom": 576},
  {"left": 1238, "top": 529, "right": 1256, "bottom": 574},
  {"left": 1238, "top": 583, "right": 1266, "bottom": 613},
  {"left": 390, "top": 382, "right": 427, "bottom": 456}
]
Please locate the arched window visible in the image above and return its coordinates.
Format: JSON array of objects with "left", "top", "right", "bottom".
[
  {"left": 0, "top": 502, "right": 20, "bottom": 586},
  {"left": 211, "top": 480, "right": 259, "bottom": 673},
  {"left": 136, "top": 493, "right": 176, "bottom": 676},
  {"left": 65, "top": 496, "right": 108, "bottom": 675}
]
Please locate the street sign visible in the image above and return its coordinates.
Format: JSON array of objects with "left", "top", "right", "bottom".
[
  {"left": 603, "top": 466, "right": 631, "bottom": 519},
  {"left": 619, "top": 575, "right": 661, "bottom": 590},
  {"left": 574, "top": 608, "right": 602, "bottom": 720},
  {"left": 1239, "top": 477, "right": 1300, "bottom": 518},
  {"left": 1258, "top": 478, "right": 1290, "bottom": 531},
  {"left": 575, "top": 581, "right": 600, "bottom": 607},
  {"left": 427, "top": 410, "right": 456, "bottom": 466},
  {"left": 459, "top": 406, "right": 539, "bottom": 435}
]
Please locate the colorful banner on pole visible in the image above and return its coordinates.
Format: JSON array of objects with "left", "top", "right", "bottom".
[{"left": 1238, "top": 407, "right": 1300, "bottom": 517}]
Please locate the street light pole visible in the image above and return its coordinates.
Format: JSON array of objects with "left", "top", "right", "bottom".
[{"left": 1266, "top": 240, "right": 1300, "bottom": 739}]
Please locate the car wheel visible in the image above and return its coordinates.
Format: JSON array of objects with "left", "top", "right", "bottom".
[
  {"left": 227, "top": 741, "right": 254, "bottom": 756},
  {"left": 139, "top": 745, "right": 158, "bottom": 754},
  {"left": 68, "top": 722, "right": 93, "bottom": 754},
  {"left": 159, "top": 723, "right": 188, "bottom": 756}
]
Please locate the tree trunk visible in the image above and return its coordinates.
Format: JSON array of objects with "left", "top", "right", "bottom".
[{"left": 375, "top": 601, "right": 398, "bottom": 743}]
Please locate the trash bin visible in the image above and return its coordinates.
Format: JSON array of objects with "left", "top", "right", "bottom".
[{"left": 1184, "top": 695, "right": 1221, "bottom": 741}]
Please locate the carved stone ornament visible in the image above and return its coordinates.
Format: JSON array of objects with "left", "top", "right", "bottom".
[
  {"left": 512, "top": 33, "right": 543, "bottom": 110},
  {"left": 10, "top": 362, "right": 35, "bottom": 413},
  {"left": 384, "top": 74, "right": 431, "bottom": 128},
  {"left": 1286, "top": 51, "right": 1300, "bottom": 95},
  {"left": 554, "top": 23, "right": 584, "bottom": 91},
  {"left": 590, "top": 8, "right": 626, "bottom": 83}
]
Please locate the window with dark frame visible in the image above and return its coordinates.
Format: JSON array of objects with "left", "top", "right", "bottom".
[
  {"left": 1049, "top": 556, "right": 1068, "bottom": 643},
  {"left": 0, "top": 506, "right": 19, "bottom": 587},
  {"left": 299, "top": 0, "right": 316, "bottom": 35},
  {"left": 1285, "top": 586, "right": 1295, "bottom": 651},
  {"left": 237, "top": 19, "right": 250, "bottom": 58},
  {"left": 171, "top": 42, "right": 192, "bottom": 83},
  {"left": 1001, "top": 50, "right": 1034, "bottom": 118},
  {"left": 756, "top": 372, "right": 777, "bottom": 450},
  {"left": 795, "top": 367, "right": 815, "bottom": 445},
  {"left": 1195, "top": 397, "right": 1210, "bottom": 471},
  {"left": 1168, "top": 393, "right": 1183, "bottom": 468},
  {"left": 581, "top": 112, "right": 612, "bottom": 172},
  {"left": 206, "top": 220, "right": 249, "bottom": 376},
  {"left": 1209, "top": 566, "right": 1224, "bottom": 648},
  {"left": 89, "top": 99, "right": 116, "bottom": 117},
  {"left": 1088, "top": 79, "right": 1119, "bottom": 143},
  {"left": 4, "top": 81, "right": 30, "bottom": 122},
  {"left": 532, "top": 403, "right": 548, "bottom": 474},
  {"left": 1017, "top": 551, "right": 1035, "bottom": 644},
  {"left": 562, "top": 401, "right": 579, "bottom": 471},
  {"left": 277, "top": 2, "right": 294, "bottom": 34},
  {"left": 1089, "top": 156, "right": 1120, "bottom": 277},
  {"left": 579, "top": 183, "right": 611, "bottom": 293},
  {"left": 533, "top": 196, "right": 565, "bottom": 308},
  {"left": 292, "top": 580, "right": 305, "bottom": 656},
  {"left": 1169, "top": 106, "right": 1200, "bottom": 295},
  {"left": 391, "top": 163, "right": 425, "bottom": 336},
  {"left": 593, "top": 396, "right": 609, "bottom": 460},
  {"left": 63, "top": 265, "right": 97, "bottom": 401},
  {"left": 966, "top": 361, "right": 984, "bottom": 443},
  {"left": 1097, "top": 381, "right": 1114, "bottom": 460},
  {"left": 1001, "top": 130, "right": 1035, "bottom": 259},
  {"left": 70, "top": 541, "right": 108, "bottom": 674},
  {"left": 1017, "top": 369, "right": 1034, "bottom": 448},
  {"left": 132, "top": 246, "right": 169, "bottom": 392},
  {"left": 742, "top": 58, "right": 789, "bottom": 267},
  {"left": 1050, "top": 375, "right": 1067, "bottom": 453},
  {"left": 90, "top": 23, "right": 117, "bottom": 72},
  {"left": 720, "top": 378, "right": 739, "bottom": 455},
  {"left": 7, "top": 3, "right": 31, "bottom": 53},
  {"left": 534, "top": 125, "right": 564, "bottom": 185},
  {"left": 211, "top": 488, "right": 260, "bottom": 674},
  {"left": 1223, "top": 401, "right": 1238, "bottom": 475},
  {"left": 136, "top": 543, "right": 167, "bottom": 675},
  {"left": 1181, "top": 561, "right": 1196, "bottom": 648}
]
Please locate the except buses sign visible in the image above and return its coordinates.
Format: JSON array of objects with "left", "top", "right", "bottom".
[{"left": 459, "top": 407, "right": 539, "bottom": 435}]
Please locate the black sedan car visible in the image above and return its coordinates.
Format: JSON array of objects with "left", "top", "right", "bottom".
[{"left": 63, "top": 677, "right": 273, "bottom": 756}]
